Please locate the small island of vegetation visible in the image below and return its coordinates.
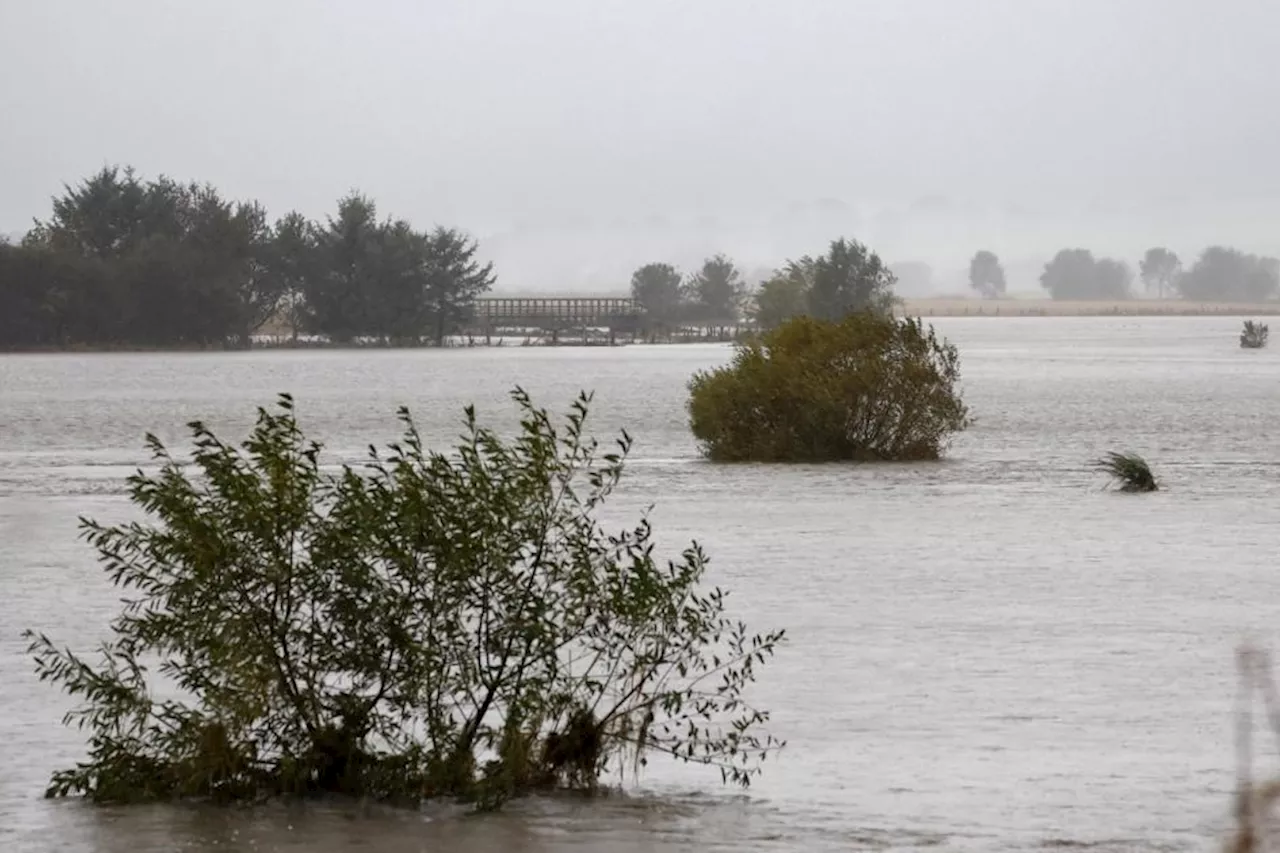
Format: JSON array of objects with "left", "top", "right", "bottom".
[{"left": 687, "top": 239, "right": 971, "bottom": 463}]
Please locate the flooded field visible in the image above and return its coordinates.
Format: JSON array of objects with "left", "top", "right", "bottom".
[{"left": 2, "top": 315, "right": 1277, "bottom": 852}]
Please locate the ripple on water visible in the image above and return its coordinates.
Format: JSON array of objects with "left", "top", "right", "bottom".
[{"left": 1, "top": 317, "right": 1275, "bottom": 852}]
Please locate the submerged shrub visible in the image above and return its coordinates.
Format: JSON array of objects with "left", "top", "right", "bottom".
[
  {"left": 1240, "top": 320, "right": 1269, "bottom": 349},
  {"left": 25, "top": 390, "right": 784, "bottom": 808},
  {"left": 687, "top": 313, "right": 971, "bottom": 462},
  {"left": 1093, "top": 451, "right": 1158, "bottom": 492}
]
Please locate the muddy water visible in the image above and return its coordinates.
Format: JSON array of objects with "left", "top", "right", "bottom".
[{"left": 3, "top": 316, "right": 1278, "bottom": 852}]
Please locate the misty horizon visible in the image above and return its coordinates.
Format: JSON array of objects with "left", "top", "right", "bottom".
[{"left": 4, "top": 0, "right": 1279, "bottom": 292}]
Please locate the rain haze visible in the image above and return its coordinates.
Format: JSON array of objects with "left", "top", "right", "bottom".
[
  {"left": 3, "top": 0, "right": 1279, "bottom": 293},
  {"left": 10, "top": 4, "right": 1280, "bottom": 852}
]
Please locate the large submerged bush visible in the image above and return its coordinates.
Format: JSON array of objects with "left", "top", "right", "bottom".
[
  {"left": 687, "top": 313, "right": 970, "bottom": 462},
  {"left": 25, "top": 391, "right": 783, "bottom": 808}
]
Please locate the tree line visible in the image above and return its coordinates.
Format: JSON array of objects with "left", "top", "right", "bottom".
[
  {"left": 635, "top": 238, "right": 1280, "bottom": 338},
  {"left": 964, "top": 246, "right": 1280, "bottom": 301},
  {"left": 6, "top": 167, "right": 1275, "bottom": 351},
  {"left": 631, "top": 238, "right": 898, "bottom": 332},
  {"left": 0, "top": 167, "right": 495, "bottom": 349}
]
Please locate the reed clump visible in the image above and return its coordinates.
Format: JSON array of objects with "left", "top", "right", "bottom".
[
  {"left": 1240, "top": 320, "right": 1269, "bottom": 349},
  {"left": 1093, "top": 451, "right": 1159, "bottom": 492}
]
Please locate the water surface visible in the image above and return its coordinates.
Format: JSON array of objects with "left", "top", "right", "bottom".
[{"left": 2, "top": 316, "right": 1277, "bottom": 852}]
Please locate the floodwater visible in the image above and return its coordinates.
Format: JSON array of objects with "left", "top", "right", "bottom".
[{"left": 2, "top": 316, "right": 1278, "bottom": 853}]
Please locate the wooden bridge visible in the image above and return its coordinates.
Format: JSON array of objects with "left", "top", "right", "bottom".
[
  {"left": 472, "top": 297, "right": 641, "bottom": 330},
  {"left": 463, "top": 295, "right": 748, "bottom": 345}
]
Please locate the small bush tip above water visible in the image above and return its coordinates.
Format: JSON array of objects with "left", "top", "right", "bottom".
[
  {"left": 1240, "top": 320, "right": 1269, "bottom": 349},
  {"left": 1093, "top": 451, "right": 1158, "bottom": 492}
]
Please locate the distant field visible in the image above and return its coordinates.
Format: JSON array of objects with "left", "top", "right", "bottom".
[
  {"left": 487, "top": 293, "right": 1280, "bottom": 318},
  {"left": 898, "top": 297, "right": 1280, "bottom": 317}
]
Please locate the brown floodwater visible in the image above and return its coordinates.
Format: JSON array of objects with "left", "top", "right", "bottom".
[{"left": 3, "top": 316, "right": 1277, "bottom": 852}]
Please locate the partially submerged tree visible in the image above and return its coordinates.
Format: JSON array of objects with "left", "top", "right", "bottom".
[
  {"left": 968, "top": 250, "right": 1006, "bottom": 299},
  {"left": 1094, "top": 451, "right": 1158, "bottom": 492},
  {"left": 687, "top": 313, "right": 971, "bottom": 462},
  {"left": 25, "top": 392, "right": 783, "bottom": 808},
  {"left": 1241, "top": 320, "right": 1269, "bottom": 349}
]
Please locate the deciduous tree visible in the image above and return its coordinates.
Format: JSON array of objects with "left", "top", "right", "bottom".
[
  {"left": 1039, "top": 249, "right": 1132, "bottom": 300},
  {"left": 1138, "top": 247, "right": 1180, "bottom": 299},
  {"left": 806, "top": 238, "right": 897, "bottom": 320},
  {"left": 630, "top": 262, "right": 685, "bottom": 328},
  {"left": 1176, "top": 246, "right": 1279, "bottom": 302},
  {"left": 968, "top": 250, "right": 1006, "bottom": 299}
]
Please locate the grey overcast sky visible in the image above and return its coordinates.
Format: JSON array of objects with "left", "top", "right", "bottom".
[{"left": 2, "top": 0, "right": 1278, "bottom": 291}]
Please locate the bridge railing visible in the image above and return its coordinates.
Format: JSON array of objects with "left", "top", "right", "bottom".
[{"left": 474, "top": 297, "right": 641, "bottom": 325}]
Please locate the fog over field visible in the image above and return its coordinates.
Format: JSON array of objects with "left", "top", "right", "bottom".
[{"left": 3, "top": 0, "right": 1279, "bottom": 292}]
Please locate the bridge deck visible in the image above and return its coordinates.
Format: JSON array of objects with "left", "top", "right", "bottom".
[{"left": 474, "top": 297, "right": 640, "bottom": 326}]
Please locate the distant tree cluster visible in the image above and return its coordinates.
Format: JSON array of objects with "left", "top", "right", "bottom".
[
  {"left": 968, "top": 251, "right": 1007, "bottom": 299},
  {"left": 1173, "top": 247, "right": 1279, "bottom": 302},
  {"left": 628, "top": 238, "right": 898, "bottom": 334},
  {"left": 964, "top": 245, "right": 1279, "bottom": 302},
  {"left": 626, "top": 239, "right": 891, "bottom": 333},
  {"left": 0, "top": 167, "right": 495, "bottom": 349},
  {"left": 1039, "top": 249, "right": 1134, "bottom": 300},
  {"left": 752, "top": 238, "right": 898, "bottom": 329},
  {"left": 628, "top": 254, "right": 748, "bottom": 331}
]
